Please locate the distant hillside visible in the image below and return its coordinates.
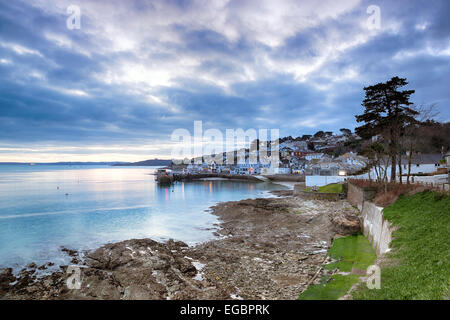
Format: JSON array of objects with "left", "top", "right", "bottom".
[{"left": 113, "top": 159, "right": 172, "bottom": 166}]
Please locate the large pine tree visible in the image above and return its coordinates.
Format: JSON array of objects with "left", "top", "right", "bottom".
[{"left": 355, "top": 76, "right": 418, "bottom": 182}]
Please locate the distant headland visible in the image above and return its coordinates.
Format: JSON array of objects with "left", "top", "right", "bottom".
[{"left": 112, "top": 159, "right": 173, "bottom": 166}]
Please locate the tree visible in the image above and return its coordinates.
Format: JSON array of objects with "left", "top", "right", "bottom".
[
  {"left": 279, "top": 136, "right": 293, "bottom": 143},
  {"left": 355, "top": 76, "right": 417, "bottom": 182},
  {"left": 313, "top": 131, "right": 325, "bottom": 138},
  {"left": 359, "top": 140, "right": 390, "bottom": 183},
  {"left": 340, "top": 128, "right": 352, "bottom": 136},
  {"left": 401, "top": 104, "right": 440, "bottom": 184},
  {"left": 301, "top": 134, "right": 312, "bottom": 140}
]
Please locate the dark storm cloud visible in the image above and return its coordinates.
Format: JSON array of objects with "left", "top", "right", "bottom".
[{"left": 0, "top": 0, "right": 449, "bottom": 160}]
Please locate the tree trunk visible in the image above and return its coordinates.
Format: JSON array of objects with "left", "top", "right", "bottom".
[
  {"left": 398, "top": 153, "right": 403, "bottom": 184},
  {"left": 406, "top": 144, "right": 413, "bottom": 184},
  {"left": 391, "top": 154, "right": 397, "bottom": 182},
  {"left": 376, "top": 165, "right": 381, "bottom": 182},
  {"left": 382, "top": 160, "right": 388, "bottom": 183}
]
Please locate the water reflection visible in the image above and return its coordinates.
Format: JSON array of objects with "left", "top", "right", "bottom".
[{"left": 181, "top": 182, "right": 185, "bottom": 200}]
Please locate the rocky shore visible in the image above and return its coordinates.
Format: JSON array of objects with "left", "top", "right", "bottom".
[{"left": 0, "top": 190, "right": 360, "bottom": 300}]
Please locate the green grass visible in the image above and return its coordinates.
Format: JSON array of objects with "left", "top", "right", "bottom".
[
  {"left": 299, "top": 274, "right": 361, "bottom": 300},
  {"left": 318, "top": 183, "right": 343, "bottom": 193},
  {"left": 303, "top": 184, "right": 343, "bottom": 193},
  {"left": 353, "top": 191, "right": 450, "bottom": 300},
  {"left": 326, "top": 234, "right": 377, "bottom": 272},
  {"left": 299, "top": 234, "right": 376, "bottom": 300}
]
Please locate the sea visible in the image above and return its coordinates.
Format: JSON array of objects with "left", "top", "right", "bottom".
[{"left": 0, "top": 164, "right": 284, "bottom": 272}]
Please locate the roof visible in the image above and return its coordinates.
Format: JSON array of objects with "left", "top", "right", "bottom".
[{"left": 400, "top": 153, "right": 442, "bottom": 165}]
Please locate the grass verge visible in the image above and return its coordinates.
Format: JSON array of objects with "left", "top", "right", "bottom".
[
  {"left": 299, "top": 234, "right": 376, "bottom": 300},
  {"left": 318, "top": 183, "right": 343, "bottom": 193},
  {"left": 303, "top": 184, "right": 343, "bottom": 193},
  {"left": 353, "top": 191, "right": 450, "bottom": 300}
]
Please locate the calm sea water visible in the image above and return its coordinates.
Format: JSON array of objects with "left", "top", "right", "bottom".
[{"left": 0, "top": 165, "right": 284, "bottom": 271}]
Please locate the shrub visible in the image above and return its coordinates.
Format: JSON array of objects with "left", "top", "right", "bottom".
[
  {"left": 348, "top": 179, "right": 443, "bottom": 207},
  {"left": 373, "top": 183, "right": 426, "bottom": 207},
  {"left": 347, "top": 179, "right": 379, "bottom": 189}
]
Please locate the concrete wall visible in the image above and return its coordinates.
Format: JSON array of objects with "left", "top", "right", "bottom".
[
  {"left": 347, "top": 183, "right": 363, "bottom": 210},
  {"left": 360, "top": 201, "right": 395, "bottom": 256},
  {"left": 347, "top": 183, "right": 394, "bottom": 256},
  {"left": 347, "top": 183, "right": 377, "bottom": 211}
]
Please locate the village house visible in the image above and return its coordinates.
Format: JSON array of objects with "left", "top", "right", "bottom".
[
  {"left": 305, "top": 152, "right": 324, "bottom": 161},
  {"left": 280, "top": 146, "right": 294, "bottom": 159},
  {"left": 292, "top": 151, "right": 313, "bottom": 158},
  {"left": 334, "top": 152, "right": 368, "bottom": 173},
  {"left": 399, "top": 153, "right": 444, "bottom": 174}
]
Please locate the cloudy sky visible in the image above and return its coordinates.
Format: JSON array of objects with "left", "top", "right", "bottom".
[{"left": 0, "top": 0, "right": 449, "bottom": 162}]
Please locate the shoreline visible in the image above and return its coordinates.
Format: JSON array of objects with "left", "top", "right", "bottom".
[
  {"left": 270, "top": 181, "right": 299, "bottom": 190},
  {"left": 0, "top": 182, "right": 358, "bottom": 300}
]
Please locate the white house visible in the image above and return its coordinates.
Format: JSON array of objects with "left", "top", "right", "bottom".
[
  {"left": 355, "top": 153, "right": 444, "bottom": 181},
  {"left": 305, "top": 153, "right": 324, "bottom": 161},
  {"left": 400, "top": 153, "right": 443, "bottom": 174},
  {"left": 260, "top": 165, "right": 290, "bottom": 175}
]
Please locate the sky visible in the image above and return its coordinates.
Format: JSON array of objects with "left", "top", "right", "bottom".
[{"left": 0, "top": 0, "right": 449, "bottom": 162}]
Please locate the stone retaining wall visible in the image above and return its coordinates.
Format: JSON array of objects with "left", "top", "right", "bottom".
[
  {"left": 347, "top": 182, "right": 377, "bottom": 210},
  {"left": 360, "top": 201, "right": 396, "bottom": 255},
  {"left": 347, "top": 183, "right": 394, "bottom": 256}
]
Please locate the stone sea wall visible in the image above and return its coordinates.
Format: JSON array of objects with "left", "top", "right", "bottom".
[
  {"left": 348, "top": 182, "right": 394, "bottom": 256},
  {"left": 360, "top": 201, "right": 396, "bottom": 255},
  {"left": 347, "top": 183, "right": 377, "bottom": 211}
]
